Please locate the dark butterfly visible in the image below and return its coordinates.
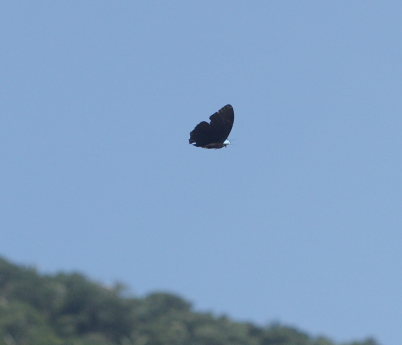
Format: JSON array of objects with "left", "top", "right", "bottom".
[{"left": 189, "top": 104, "right": 234, "bottom": 149}]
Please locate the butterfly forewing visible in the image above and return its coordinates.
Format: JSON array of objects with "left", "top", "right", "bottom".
[{"left": 209, "top": 105, "right": 234, "bottom": 142}]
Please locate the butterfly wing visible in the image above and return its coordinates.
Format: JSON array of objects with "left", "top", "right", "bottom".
[
  {"left": 209, "top": 104, "right": 234, "bottom": 143},
  {"left": 189, "top": 121, "right": 216, "bottom": 147}
]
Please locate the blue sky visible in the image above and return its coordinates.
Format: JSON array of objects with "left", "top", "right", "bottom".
[{"left": 1, "top": 1, "right": 401, "bottom": 344}]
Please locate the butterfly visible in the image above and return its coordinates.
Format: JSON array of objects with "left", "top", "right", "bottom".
[{"left": 189, "top": 104, "right": 234, "bottom": 149}]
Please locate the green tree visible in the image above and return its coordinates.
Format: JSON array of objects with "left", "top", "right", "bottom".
[{"left": 0, "top": 256, "right": 382, "bottom": 345}]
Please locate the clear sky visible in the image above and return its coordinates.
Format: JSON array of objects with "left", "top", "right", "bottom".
[{"left": 1, "top": 1, "right": 401, "bottom": 345}]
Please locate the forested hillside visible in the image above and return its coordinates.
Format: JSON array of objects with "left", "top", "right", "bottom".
[{"left": 0, "top": 257, "right": 379, "bottom": 345}]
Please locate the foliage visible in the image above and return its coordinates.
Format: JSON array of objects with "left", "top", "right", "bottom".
[{"left": 0, "top": 257, "right": 380, "bottom": 345}]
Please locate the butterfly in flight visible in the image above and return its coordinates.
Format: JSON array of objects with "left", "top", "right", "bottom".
[{"left": 189, "top": 104, "right": 234, "bottom": 149}]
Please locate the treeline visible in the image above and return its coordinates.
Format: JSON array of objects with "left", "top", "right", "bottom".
[{"left": 0, "top": 257, "right": 379, "bottom": 345}]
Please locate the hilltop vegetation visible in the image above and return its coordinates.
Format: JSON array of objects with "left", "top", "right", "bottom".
[{"left": 0, "top": 257, "right": 378, "bottom": 345}]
